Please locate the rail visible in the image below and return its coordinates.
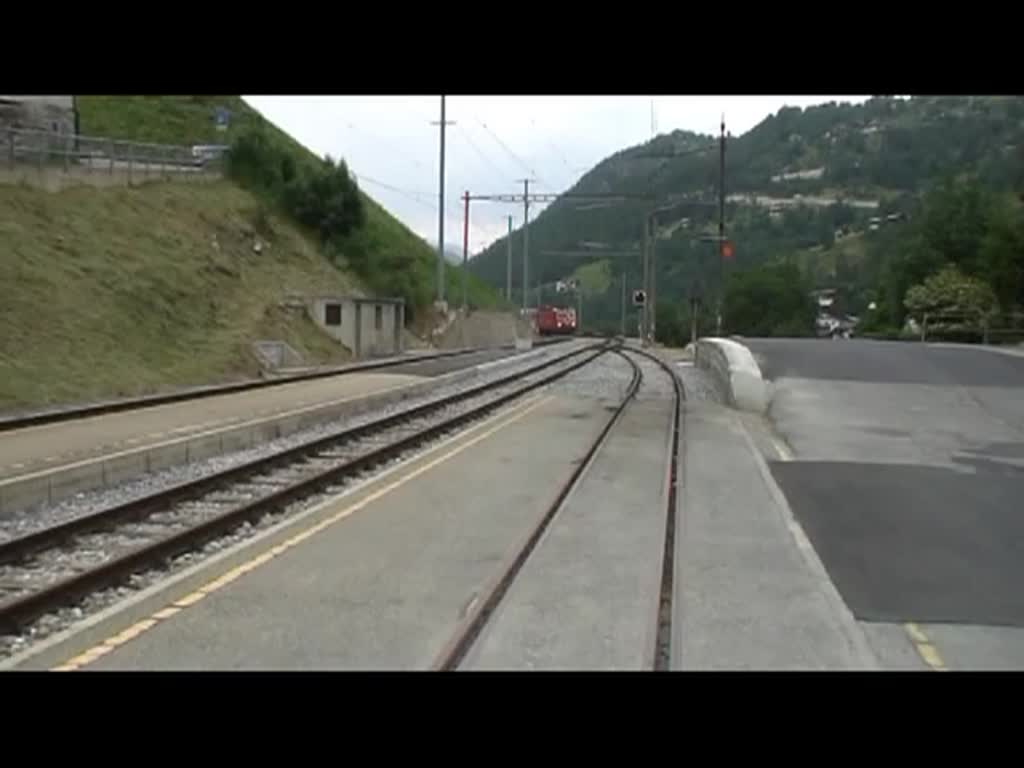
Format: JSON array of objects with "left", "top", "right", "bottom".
[
  {"left": 0, "top": 339, "right": 571, "bottom": 433},
  {"left": 432, "top": 344, "right": 685, "bottom": 671}
]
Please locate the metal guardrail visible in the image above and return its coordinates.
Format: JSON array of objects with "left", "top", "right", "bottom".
[
  {"left": 3, "top": 126, "right": 225, "bottom": 178},
  {"left": 914, "top": 311, "right": 1024, "bottom": 344}
]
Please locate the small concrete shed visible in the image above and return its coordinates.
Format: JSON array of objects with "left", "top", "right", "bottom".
[{"left": 307, "top": 295, "right": 405, "bottom": 358}]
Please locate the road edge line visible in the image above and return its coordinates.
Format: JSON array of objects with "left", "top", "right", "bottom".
[{"left": 735, "top": 415, "right": 882, "bottom": 671}]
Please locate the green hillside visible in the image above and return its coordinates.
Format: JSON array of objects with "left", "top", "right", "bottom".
[
  {"left": 77, "top": 96, "right": 503, "bottom": 318},
  {"left": 0, "top": 181, "right": 360, "bottom": 410},
  {"left": 0, "top": 96, "right": 508, "bottom": 411},
  {"left": 468, "top": 96, "right": 1024, "bottom": 338}
]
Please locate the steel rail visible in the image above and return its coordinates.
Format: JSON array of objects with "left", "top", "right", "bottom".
[
  {"left": 0, "top": 340, "right": 571, "bottom": 433},
  {"left": 432, "top": 348, "right": 643, "bottom": 671}
]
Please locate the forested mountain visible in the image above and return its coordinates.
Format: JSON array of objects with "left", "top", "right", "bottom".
[{"left": 468, "top": 96, "right": 1024, "bottom": 340}]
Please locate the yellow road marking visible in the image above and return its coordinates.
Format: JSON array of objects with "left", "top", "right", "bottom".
[
  {"left": 173, "top": 592, "right": 206, "bottom": 608},
  {"left": 905, "top": 622, "right": 928, "bottom": 644},
  {"left": 106, "top": 619, "right": 158, "bottom": 647},
  {"left": 772, "top": 437, "right": 794, "bottom": 462},
  {"left": 904, "top": 623, "right": 948, "bottom": 671},
  {"left": 50, "top": 393, "right": 553, "bottom": 672}
]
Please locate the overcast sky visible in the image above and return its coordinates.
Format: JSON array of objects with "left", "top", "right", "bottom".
[{"left": 242, "top": 96, "right": 870, "bottom": 256}]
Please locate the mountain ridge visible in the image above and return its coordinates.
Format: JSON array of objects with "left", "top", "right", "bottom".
[{"left": 468, "top": 96, "right": 1024, "bottom": 334}]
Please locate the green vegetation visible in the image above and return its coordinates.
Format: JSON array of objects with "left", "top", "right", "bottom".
[
  {"left": 79, "top": 95, "right": 504, "bottom": 320},
  {"left": 78, "top": 96, "right": 292, "bottom": 149},
  {"left": 467, "top": 96, "right": 1024, "bottom": 342},
  {"left": 0, "top": 95, "right": 507, "bottom": 410},
  {"left": 722, "top": 263, "right": 817, "bottom": 337},
  {"left": 0, "top": 182, "right": 361, "bottom": 410},
  {"left": 861, "top": 177, "right": 1024, "bottom": 339}
]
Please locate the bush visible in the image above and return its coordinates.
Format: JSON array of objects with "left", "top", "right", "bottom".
[
  {"left": 284, "top": 156, "right": 364, "bottom": 244},
  {"left": 227, "top": 128, "right": 365, "bottom": 250},
  {"left": 723, "top": 262, "right": 817, "bottom": 337}
]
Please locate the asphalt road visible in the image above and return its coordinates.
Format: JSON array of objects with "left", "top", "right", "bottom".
[{"left": 743, "top": 338, "right": 1024, "bottom": 669}]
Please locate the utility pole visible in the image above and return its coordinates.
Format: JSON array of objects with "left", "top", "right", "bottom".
[
  {"left": 506, "top": 215, "right": 513, "bottom": 303},
  {"left": 717, "top": 114, "right": 726, "bottom": 335},
  {"left": 621, "top": 272, "right": 627, "bottom": 337},
  {"left": 519, "top": 178, "right": 531, "bottom": 311},
  {"left": 461, "top": 190, "right": 470, "bottom": 312},
  {"left": 650, "top": 216, "right": 658, "bottom": 344},
  {"left": 641, "top": 215, "right": 650, "bottom": 344},
  {"left": 431, "top": 96, "right": 455, "bottom": 306}
]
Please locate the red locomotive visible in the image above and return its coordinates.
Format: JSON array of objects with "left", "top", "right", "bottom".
[{"left": 535, "top": 304, "right": 578, "bottom": 336}]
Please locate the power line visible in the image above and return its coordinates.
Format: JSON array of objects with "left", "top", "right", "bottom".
[
  {"left": 476, "top": 118, "right": 541, "bottom": 184},
  {"left": 346, "top": 121, "right": 431, "bottom": 174},
  {"left": 530, "top": 118, "right": 577, "bottom": 184},
  {"left": 359, "top": 174, "right": 495, "bottom": 253},
  {"left": 456, "top": 123, "right": 513, "bottom": 183}
]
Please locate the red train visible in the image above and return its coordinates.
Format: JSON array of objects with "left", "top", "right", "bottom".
[{"left": 535, "top": 305, "right": 578, "bottom": 336}]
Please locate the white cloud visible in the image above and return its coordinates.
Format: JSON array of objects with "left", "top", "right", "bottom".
[{"left": 243, "top": 95, "right": 869, "bottom": 254}]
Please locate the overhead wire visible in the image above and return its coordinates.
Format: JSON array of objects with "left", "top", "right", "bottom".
[
  {"left": 455, "top": 122, "right": 514, "bottom": 183},
  {"left": 475, "top": 117, "right": 542, "bottom": 185}
]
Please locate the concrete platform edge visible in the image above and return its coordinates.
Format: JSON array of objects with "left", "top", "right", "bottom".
[
  {"left": 0, "top": 395, "right": 542, "bottom": 671},
  {"left": 0, "top": 345, "right": 562, "bottom": 519}
]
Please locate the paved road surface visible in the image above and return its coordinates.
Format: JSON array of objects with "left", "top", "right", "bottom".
[{"left": 743, "top": 338, "right": 1024, "bottom": 670}]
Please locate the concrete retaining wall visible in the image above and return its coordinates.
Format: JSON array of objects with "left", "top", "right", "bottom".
[
  {"left": 691, "top": 337, "right": 773, "bottom": 413},
  {"left": 0, "top": 164, "right": 220, "bottom": 192}
]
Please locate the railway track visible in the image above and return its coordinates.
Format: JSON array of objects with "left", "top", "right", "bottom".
[
  {"left": 433, "top": 346, "right": 684, "bottom": 671},
  {"left": 0, "top": 340, "right": 570, "bottom": 433},
  {"left": 0, "top": 340, "right": 610, "bottom": 639}
]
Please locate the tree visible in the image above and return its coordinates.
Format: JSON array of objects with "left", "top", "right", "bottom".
[
  {"left": 723, "top": 262, "right": 816, "bottom": 337},
  {"left": 904, "top": 265, "right": 999, "bottom": 329},
  {"left": 979, "top": 196, "right": 1024, "bottom": 313}
]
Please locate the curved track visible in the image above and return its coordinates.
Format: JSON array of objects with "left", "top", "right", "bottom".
[{"left": 433, "top": 345, "right": 685, "bottom": 671}]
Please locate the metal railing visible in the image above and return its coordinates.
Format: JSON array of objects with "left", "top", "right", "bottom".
[
  {"left": 3, "top": 126, "right": 225, "bottom": 179},
  {"left": 914, "top": 311, "right": 1024, "bottom": 344}
]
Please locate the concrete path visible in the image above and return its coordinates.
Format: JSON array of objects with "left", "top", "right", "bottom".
[
  {"left": 81, "top": 394, "right": 614, "bottom": 670},
  {"left": 0, "top": 372, "right": 425, "bottom": 483},
  {"left": 673, "top": 400, "right": 878, "bottom": 670},
  {"left": 463, "top": 396, "right": 674, "bottom": 671}
]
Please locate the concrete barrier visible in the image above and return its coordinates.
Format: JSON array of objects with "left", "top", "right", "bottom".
[
  {"left": 0, "top": 343, "right": 572, "bottom": 518},
  {"left": 690, "top": 337, "right": 773, "bottom": 413}
]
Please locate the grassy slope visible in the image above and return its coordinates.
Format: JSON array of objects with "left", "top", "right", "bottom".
[
  {"left": 0, "top": 181, "right": 360, "bottom": 410},
  {"left": 0, "top": 96, "right": 506, "bottom": 410},
  {"left": 78, "top": 96, "right": 504, "bottom": 316}
]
